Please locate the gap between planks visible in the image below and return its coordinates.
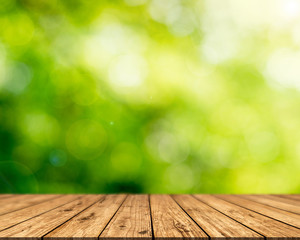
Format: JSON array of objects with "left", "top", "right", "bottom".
[{"left": 0, "top": 194, "right": 299, "bottom": 240}]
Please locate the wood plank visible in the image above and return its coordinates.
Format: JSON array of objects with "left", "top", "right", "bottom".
[
  {"left": 216, "top": 194, "right": 300, "bottom": 229},
  {"left": 100, "top": 194, "right": 152, "bottom": 240},
  {"left": 0, "top": 194, "right": 299, "bottom": 239},
  {"left": 150, "top": 195, "right": 208, "bottom": 240},
  {"left": 0, "top": 195, "right": 80, "bottom": 231},
  {"left": 173, "top": 194, "right": 263, "bottom": 239},
  {"left": 263, "top": 195, "right": 300, "bottom": 206},
  {"left": 242, "top": 194, "right": 300, "bottom": 214},
  {"left": 44, "top": 194, "right": 126, "bottom": 240},
  {"left": 0, "top": 195, "right": 16, "bottom": 200},
  {"left": 0, "top": 195, "right": 34, "bottom": 207},
  {"left": 194, "top": 194, "right": 300, "bottom": 239},
  {"left": 275, "top": 195, "right": 300, "bottom": 201},
  {"left": 0, "top": 194, "right": 59, "bottom": 215},
  {"left": 0, "top": 195, "right": 101, "bottom": 240}
]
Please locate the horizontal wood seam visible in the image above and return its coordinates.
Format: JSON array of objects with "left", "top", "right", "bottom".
[
  {"left": 0, "top": 195, "right": 63, "bottom": 217},
  {"left": 215, "top": 195, "right": 300, "bottom": 230},
  {"left": 41, "top": 196, "right": 102, "bottom": 240},
  {"left": 0, "top": 195, "right": 82, "bottom": 233},
  {"left": 239, "top": 195, "right": 300, "bottom": 215},
  {"left": 192, "top": 195, "right": 266, "bottom": 240}
]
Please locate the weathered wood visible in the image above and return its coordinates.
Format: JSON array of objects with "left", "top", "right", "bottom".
[
  {"left": 262, "top": 194, "right": 300, "bottom": 206},
  {"left": 173, "top": 194, "right": 263, "bottom": 239},
  {"left": 275, "top": 194, "right": 300, "bottom": 201},
  {"left": 242, "top": 194, "right": 300, "bottom": 214},
  {"left": 0, "top": 194, "right": 59, "bottom": 215},
  {"left": 0, "top": 195, "right": 80, "bottom": 231},
  {"left": 44, "top": 194, "right": 126, "bottom": 240},
  {"left": 0, "top": 194, "right": 299, "bottom": 240},
  {"left": 194, "top": 194, "right": 300, "bottom": 239},
  {"left": 217, "top": 194, "right": 300, "bottom": 229},
  {"left": 0, "top": 195, "right": 101, "bottom": 240},
  {"left": 100, "top": 194, "right": 152, "bottom": 240},
  {"left": 150, "top": 195, "right": 208, "bottom": 240},
  {"left": 0, "top": 195, "right": 15, "bottom": 200}
]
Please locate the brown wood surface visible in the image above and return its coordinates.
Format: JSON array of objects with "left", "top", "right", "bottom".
[
  {"left": 0, "top": 195, "right": 100, "bottom": 240},
  {"left": 216, "top": 194, "right": 300, "bottom": 229},
  {"left": 275, "top": 194, "right": 300, "bottom": 201},
  {"left": 0, "top": 195, "right": 15, "bottom": 200},
  {"left": 242, "top": 194, "right": 300, "bottom": 214},
  {"left": 150, "top": 195, "right": 208, "bottom": 240},
  {"left": 262, "top": 194, "right": 300, "bottom": 206},
  {"left": 45, "top": 194, "right": 126, "bottom": 240},
  {"left": 194, "top": 194, "right": 300, "bottom": 239},
  {"left": 100, "top": 194, "right": 152, "bottom": 240},
  {"left": 0, "top": 195, "right": 80, "bottom": 231},
  {"left": 0, "top": 194, "right": 59, "bottom": 215},
  {"left": 0, "top": 194, "right": 299, "bottom": 239},
  {"left": 173, "top": 194, "right": 263, "bottom": 239}
]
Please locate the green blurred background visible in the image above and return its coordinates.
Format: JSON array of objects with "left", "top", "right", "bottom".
[{"left": 0, "top": 0, "right": 300, "bottom": 193}]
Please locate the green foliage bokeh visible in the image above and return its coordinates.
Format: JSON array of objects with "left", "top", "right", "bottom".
[{"left": 0, "top": 0, "right": 300, "bottom": 193}]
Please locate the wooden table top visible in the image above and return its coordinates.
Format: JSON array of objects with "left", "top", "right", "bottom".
[{"left": 0, "top": 194, "right": 299, "bottom": 239}]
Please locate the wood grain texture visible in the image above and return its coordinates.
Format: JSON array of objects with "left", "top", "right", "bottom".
[
  {"left": 275, "top": 194, "right": 300, "bottom": 201},
  {"left": 262, "top": 195, "right": 300, "bottom": 206},
  {"left": 150, "top": 194, "right": 208, "bottom": 240},
  {"left": 242, "top": 194, "right": 300, "bottom": 214},
  {"left": 194, "top": 194, "right": 300, "bottom": 239},
  {"left": 0, "top": 195, "right": 101, "bottom": 240},
  {"left": 44, "top": 194, "right": 126, "bottom": 240},
  {"left": 0, "top": 194, "right": 59, "bottom": 215},
  {"left": 0, "top": 195, "right": 15, "bottom": 200},
  {"left": 0, "top": 195, "right": 80, "bottom": 231},
  {"left": 173, "top": 194, "right": 263, "bottom": 240},
  {"left": 0, "top": 194, "right": 299, "bottom": 240},
  {"left": 100, "top": 194, "right": 152, "bottom": 240},
  {"left": 217, "top": 194, "right": 300, "bottom": 229}
]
